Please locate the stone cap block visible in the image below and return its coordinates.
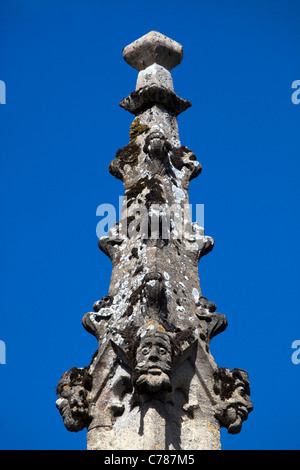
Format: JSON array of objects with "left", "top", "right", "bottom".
[{"left": 123, "top": 31, "right": 183, "bottom": 71}]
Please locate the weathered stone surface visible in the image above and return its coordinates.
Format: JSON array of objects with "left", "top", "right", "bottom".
[
  {"left": 120, "top": 84, "right": 192, "bottom": 116},
  {"left": 136, "top": 63, "right": 174, "bottom": 91},
  {"left": 214, "top": 367, "right": 253, "bottom": 434},
  {"left": 56, "top": 31, "right": 252, "bottom": 451},
  {"left": 123, "top": 31, "right": 183, "bottom": 71},
  {"left": 56, "top": 367, "right": 92, "bottom": 432}
]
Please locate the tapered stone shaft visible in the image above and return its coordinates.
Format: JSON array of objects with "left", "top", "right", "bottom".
[{"left": 56, "top": 31, "right": 253, "bottom": 451}]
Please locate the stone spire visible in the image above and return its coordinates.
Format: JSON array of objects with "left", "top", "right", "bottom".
[{"left": 56, "top": 31, "right": 253, "bottom": 450}]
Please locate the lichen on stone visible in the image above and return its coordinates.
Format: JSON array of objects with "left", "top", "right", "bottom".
[{"left": 120, "top": 84, "right": 192, "bottom": 116}]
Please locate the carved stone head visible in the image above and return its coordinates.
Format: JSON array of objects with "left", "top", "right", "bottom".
[
  {"left": 56, "top": 367, "right": 92, "bottom": 432},
  {"left": 143, "top": 131, "right": 171, "bottom": 161},
  {"left": 134, "top": 330, "right": 173, "bottom": 394},
  {"left": 214, "top": 367, "right": 253, "bottom": 434}
]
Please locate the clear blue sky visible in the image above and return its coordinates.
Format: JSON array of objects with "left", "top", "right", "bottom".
[{"left": 0, "top": 0, "right": 299, "bottom": 450}]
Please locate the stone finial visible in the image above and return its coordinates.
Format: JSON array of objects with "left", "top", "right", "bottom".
[
  {"left": 123, "top": 31, "right": 183, "bottom": 71},
  {"left": 121, "top": 31, "right": 188, "bottom": 104}
]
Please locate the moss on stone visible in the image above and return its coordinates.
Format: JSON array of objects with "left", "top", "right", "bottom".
[
  {"left": 145, "top": 177, "right": 166, "bottom": 209},
  {"left": 170, "top": 145, "right": 196, "bottom": 170},
  {"left": 129, "top": 118, "right": 150, "bottom": 141},
  {"left": 109, "top": 141, "right": 141, "bottom": 180},
  {"left": 125, "top": 177, "right": 148, "bottom": 206},
  {"left": 115, "top": 141, "right": 140, "bottom": 165},
  {"left": 125, "top": 176, "right": 166, "bottom": 209}
]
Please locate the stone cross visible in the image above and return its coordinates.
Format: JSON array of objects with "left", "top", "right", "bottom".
[{"left": 56, "top": 31, "right": 252, "bottom": 450}]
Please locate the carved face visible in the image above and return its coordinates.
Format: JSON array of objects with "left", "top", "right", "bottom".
[
  {"left": 226, "top": 372, "right": 253, "bottom": 434},
  {"left": 143, "top": 131, "right": 169, "bottom": 161},
  {"left": 214, "top": 367, "right": 253, "bottom": 435},
  {"left": 149, "top": 132, "right": 164, "bottom": 155},
  {"left": 56, "top": 368, "right": 91, "bottom": 432},
  {"left": 134, "top": 331, "right": 172, "bottom": 393}
]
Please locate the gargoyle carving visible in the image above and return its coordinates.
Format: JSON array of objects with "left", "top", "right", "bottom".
[
  {"left": 56, "top": 366, "right": 92, "bottom": 432},
  {"left": 133, "top": 330, "right": 173, "bottom": 394},
  {"left": 143, "top": 131, "right": 171, "bottom": 161},
  {"left": 130, "top": 326, "right": 195, "bottom": 397},
  {"left": 214, "top": 367, "right": 253, "bottom": 434}
]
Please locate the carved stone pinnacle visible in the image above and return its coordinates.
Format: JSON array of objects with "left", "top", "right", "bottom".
[{"left": 56, "top": 31, "right": 252, "bottom": 451}]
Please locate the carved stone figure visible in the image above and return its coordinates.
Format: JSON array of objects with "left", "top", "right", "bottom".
[
  {"left": 56, "top": 367, "right": 92, "bottom": 432},
  {"left": 143, "top": 131, "right": 171, "bottom": 161},
  {"left": 214, "top": 367, "right": 253, "bottom": 434},
  {"left": 133, "top": 330, "right": 173, "bottom": 394}
]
